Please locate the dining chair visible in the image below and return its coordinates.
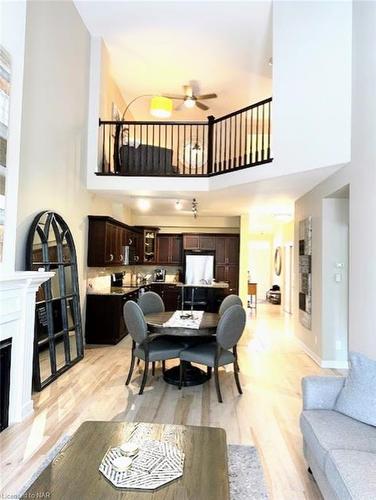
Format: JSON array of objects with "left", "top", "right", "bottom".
[
  {"left": 218, "top": 294, "right": 242, "bottom": 316},
  {"left": 138, "top": 291, "right": 165, "bottom": 315},
  {"left": 123, "top": 301, "right": 185, "bottom": 395},
  {"left": 178, "top": 304, "right": 246, "bottom": 403},
  {"left": 219, "top": 294, "right": 243, "bottom": 372},
  {"left": 137, "top": 291, "right": 165, "bottom": 374}
]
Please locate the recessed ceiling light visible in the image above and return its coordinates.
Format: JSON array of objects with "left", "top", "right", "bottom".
[
  {"left": 137, "top": 199, "right": 151, "bottom": 211},
  {"left": 175, "top": 200, "right": 182, "bottom": 210}
]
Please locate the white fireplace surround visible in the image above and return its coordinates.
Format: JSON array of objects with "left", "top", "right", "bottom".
[{"left": 0, "top": 271, "right": 54, "bottom": 425}]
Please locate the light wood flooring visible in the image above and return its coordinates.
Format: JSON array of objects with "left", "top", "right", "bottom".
[{"left": 0, "top": 304, "right": 331, "bottom": 499}]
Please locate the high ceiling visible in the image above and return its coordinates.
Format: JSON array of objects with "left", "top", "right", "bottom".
[{"left": 75, "top": 1, "right": 273, "bottom": 120}]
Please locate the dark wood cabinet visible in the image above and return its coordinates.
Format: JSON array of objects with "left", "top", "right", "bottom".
[
  {"left": 199, "top": 235, "right": 216, "bottom": 250},
  {"left": 87, "top": 216, "right": 141, "bottom": 267},
  {"left": 183, "top": 234, "right": 200, "bottom": 250},
  {"left": 85, "top": 289, "right": 138, "bottom": 344},
  {"left": 149, "top": 284, "right": 181, "bottom": 310},
  {"left": 157, "top": 234, "right": 182, "bottom": 265}
]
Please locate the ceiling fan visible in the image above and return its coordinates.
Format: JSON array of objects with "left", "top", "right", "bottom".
[{"left": 163, "top": 84, "right": 218, "bottom": 111}]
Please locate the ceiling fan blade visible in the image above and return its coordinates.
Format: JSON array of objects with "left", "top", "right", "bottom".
[
  {"left": 163, "top": 94, "right": 185, "bottom": 100},
  {"left": 183, "top": 85, "right": 193, "bottom": 97},
  {"left": 174, "top": 101, "right": 185, "bottom": 111},
  {"left": 196, "top": 101, "right": 209, "bottom": 111},
  {"left": 196, "top": 93, "right": 218, "bottom": 100}
]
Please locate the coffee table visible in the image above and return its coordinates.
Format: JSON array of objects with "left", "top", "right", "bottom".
[{"left": 25, "top": 421, "right": 230, "bottom": 499}]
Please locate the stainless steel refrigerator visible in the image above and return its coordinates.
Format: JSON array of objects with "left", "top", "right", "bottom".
[{"left": 184, "top": 251, "right": 214, "bottom": 285}]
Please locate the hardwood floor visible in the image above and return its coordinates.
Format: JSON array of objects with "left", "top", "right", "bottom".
[{"left": 0, "top": 304, "right": 330, "bottom": 499}]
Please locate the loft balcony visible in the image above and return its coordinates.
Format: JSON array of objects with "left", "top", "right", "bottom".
[{"left": 96, "top": 98, "right": 272, "bottom": 178}]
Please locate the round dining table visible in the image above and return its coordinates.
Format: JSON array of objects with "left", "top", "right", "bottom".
[{"left": 145, "top": 311, "right": 219, "bottom": 386}]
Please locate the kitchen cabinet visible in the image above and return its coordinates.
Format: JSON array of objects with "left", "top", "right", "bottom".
[
  {"left": 215, "top": 235, "right": 239, "bottom": 265},
  {"left": 183, "top": 234, "right": 200, "bottom": 250},
  {"left": 149, "top": 284, "right": 181, "bottom": 310},
  {"left": 85, "top": 289, "right": 139, "bottom": 344},
  {"left": 199, "top": 235, "right": 216, "bottom": 250},
  {"left": 215, "top": 265, "right": 239, "bottom": 294},
  {"left": 157, "top": 234, "right": 182, "bottom": 265},
  {"left": 87, "top": 216, "right": 141, "bottom": 267}
]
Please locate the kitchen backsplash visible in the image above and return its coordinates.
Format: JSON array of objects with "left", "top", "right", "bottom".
[{"left": 86, "top": 265, "right": 182, "bottom": 293}]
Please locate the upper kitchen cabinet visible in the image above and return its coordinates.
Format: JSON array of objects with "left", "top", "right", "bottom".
[
  {"left": 182, "top": 234, "right": 215, "bottom": 251},
  {"left": 142, "top": 227, "right": 159, "bottom": 264},
  {"left": 87, "top": 216, "right": 141, "bottom": 267},
  {"left": 215, "top": 235, "right": 239, "bottom": 265},
  {"left": 157, "top": 234, "right": 182, "bottom": 265}
]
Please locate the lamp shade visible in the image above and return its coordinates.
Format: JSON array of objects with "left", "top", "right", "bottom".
[{"left": 150, "top": 96, "right": 172, "bottom": 118}]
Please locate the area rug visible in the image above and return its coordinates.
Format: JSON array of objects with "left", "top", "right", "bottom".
[
  {"left": 16, "top": 436, "right": 268, "bottom": 499},
  {"left": 228, "top": 444, "right": 269, "bottom": 499}
]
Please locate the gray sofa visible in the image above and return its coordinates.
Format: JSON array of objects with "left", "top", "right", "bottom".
[{"left": 301, "top": 376, "right": 376, "bottom": 499}]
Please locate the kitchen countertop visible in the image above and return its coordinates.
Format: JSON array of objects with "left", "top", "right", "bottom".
[{"left": 87, "top": 281, "right": 229, "bottom": 296}]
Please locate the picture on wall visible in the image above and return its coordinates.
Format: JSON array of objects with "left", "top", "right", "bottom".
[{"left": 299, "top": 216, "right": 312, "bottom": 329}]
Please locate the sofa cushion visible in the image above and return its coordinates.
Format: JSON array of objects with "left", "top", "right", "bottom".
[
  {"left": 335, "top": 352, "right": 376, "bottom": 426},
  {"left": 300, "top": 410, "right": 376, "bottom": 471},
  {"left": 325, "top": 449, "right": 376, "bottom": 500}
]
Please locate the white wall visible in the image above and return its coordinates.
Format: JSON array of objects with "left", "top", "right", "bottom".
[
  {"left": 0, "top": 1, "right": 26, "bottom": 272},
  {"left": 294, "top": 1, "right": 376, "bottom": 363},
  {"left": 15, "top": 1, "right": 131, "bottom": 318},
  {"left": 272, "top": 0, "right": 352, "bottom": 174}
]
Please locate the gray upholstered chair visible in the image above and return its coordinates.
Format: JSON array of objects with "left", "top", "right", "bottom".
[
  {"left": 219, "top": 294, "right": 243, "bottom": 372},
  {"left": 179, "top": 304, "right": 246, "bottom": 403},
  {"left": 138, "top": 291, "right": 165, "bottom": 315},
  {"left": 137, "top": 291, "right": 165, "bottom": 374},
  {"left": 123, "top": 301, "right": 184, "bottom": 394},
  {"left": 219, "top": 294, "right": 243, "bottom": 316}
]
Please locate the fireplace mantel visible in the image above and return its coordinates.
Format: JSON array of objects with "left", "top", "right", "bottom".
[{"left": 0, "top": 271, "right": 54, "bottom": 426}]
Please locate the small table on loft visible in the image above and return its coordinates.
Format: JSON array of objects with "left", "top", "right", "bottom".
[
  {"left": 24, "top": 421, "right": 230, "bottom": 499},
  {"left": 145, "top": 311, "right": 218, "bottom": 387}
]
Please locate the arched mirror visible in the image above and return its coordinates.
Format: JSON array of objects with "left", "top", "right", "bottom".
[{"left": 26, "top": 211, "right": 84, "bottom": 391}]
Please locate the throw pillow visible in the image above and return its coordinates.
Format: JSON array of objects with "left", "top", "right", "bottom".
[{"left": 335, "top": 352, "right": 376, "bottom": 427}]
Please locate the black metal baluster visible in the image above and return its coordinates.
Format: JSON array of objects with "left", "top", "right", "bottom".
[
  {"left": 229, "top": 116, "right": 233, "bottom": 170},
  {"left": 255, "top": 106, "right": 259, "bottom": 163},
  {"left": 219, "top": 121, "right": 223, "bottom": 171},
  {"left": 261, "top": 103, "right": 265, "bottom": 161},
  {"left": 224, "top": 119, "right": 227, "bottom": 170},
  {"left": 267, "top": 100, "right": 271, "bottom": 159},
  {"left": 102, "top": 123, "right": 105, "bottom": 173},
  {"left": 108, "top": 122, "right": 112, "bottom": 172},
  {"left": 164, "top": 124, "right": 167, "bottom": 176},
  {"left": 250, "top": 109, "right": 253, "bottom": 165},
  {"left": 239, "top": 113, "right": 243, "bottom": 167},
  {"left": 170, "top": 124, "right": 174, "bottom": 175},
  {"left": 158, "top": 125, "right": 161, "bottom": 175},
  {"left": 145, "top": 124, "right": 148, "bottom": 174},
  {"left": 234, "top": 115, "right": 238, "bottom": 168},
  {"left": 152, "top": 124, "right": 155, "bottom": 172},
  {"left": 189, "top": 125, "right": 192, "bottom": 175},
  {"left": 214, "top": 120, "right": 217, "bottom": 173},
  {"left": 244, "top": 112, "right": 248, "bottom": 165},
  {"left": 195, "top": 124, "right": 199, "bottom": 174},
  {"left": 183, "top": 125, "right": 186, "bottom": 175},
  {"left": 202, "top": 124, "right": 205, "bottom": 175},
  {"left": 177, "top": 125, "right": 180, "bottom": 175}
]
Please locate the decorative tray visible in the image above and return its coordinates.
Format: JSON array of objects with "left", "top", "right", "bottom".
[{"left": 99, "top": 439, "right": 184, "bottom": 490}]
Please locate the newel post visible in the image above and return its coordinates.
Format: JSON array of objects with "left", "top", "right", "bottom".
[{"left": 207, "top": 115, "right": 215, "bottom": 175}]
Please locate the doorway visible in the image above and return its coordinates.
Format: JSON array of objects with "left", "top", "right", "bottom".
[{"left": 322, "top": 185, "right": 349, "bottom": 367}]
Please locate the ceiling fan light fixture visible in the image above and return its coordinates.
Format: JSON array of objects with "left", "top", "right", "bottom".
[
  {"left": 184, "top": 97, "right": 195, "bottom": 109},
  {"left": 149, "top": 96, "right": 172, "bottom": 118}
]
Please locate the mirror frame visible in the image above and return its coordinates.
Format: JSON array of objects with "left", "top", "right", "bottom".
[
  {"left": 26, "top": 211, "right": 84, "bottom": 391},
  {"left": 274, "top": 247, "right": 282, "bottom": 276}
]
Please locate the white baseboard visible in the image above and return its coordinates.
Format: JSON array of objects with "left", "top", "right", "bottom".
[
  {"left": 321, "top": 360, "right": 349, "bottom": 369},
  {"left": 294, "top": 336, "right": 322, "bottom": 366},
  {"left": 294, "top": 336, "right": 349, "bottom": 369}
]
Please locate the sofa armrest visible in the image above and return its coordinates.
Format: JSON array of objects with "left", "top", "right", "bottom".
[{"left": 302, "top": 376, "right": 345, "bottom": 410}]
